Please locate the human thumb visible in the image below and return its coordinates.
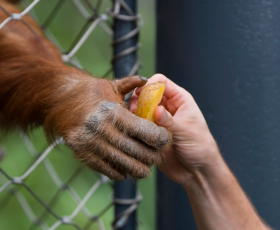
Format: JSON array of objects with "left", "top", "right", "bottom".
[{"left": 154, "top": 106, "right": 175, "bottom": 130}]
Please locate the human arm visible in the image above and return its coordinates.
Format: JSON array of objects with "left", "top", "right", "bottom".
[{"left": 130, "top": 74, "right": 271, "bottom": 230}]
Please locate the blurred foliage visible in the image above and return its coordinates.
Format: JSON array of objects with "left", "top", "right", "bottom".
[{"left": 0, "top": 0, "right": 156, "bottom": 229}]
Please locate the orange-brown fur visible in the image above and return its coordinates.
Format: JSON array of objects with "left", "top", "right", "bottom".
[{"left": 0, "top": 0, "right": 171, "bottom": 181}]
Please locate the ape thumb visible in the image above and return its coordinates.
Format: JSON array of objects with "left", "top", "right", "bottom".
[
  {"left": 154, "top": 106, "right": 175, "bottom": 131},
  {"left": 115, "top": 76, "right": 147, "bottom": 98}
]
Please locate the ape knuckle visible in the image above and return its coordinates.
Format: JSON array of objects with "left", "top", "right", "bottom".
[
  {"left": 149, "top": 152, "right": 162, "bottom": 165},
  {"left": 99, "top": 101, "right": 119, "bottom": 113},
  {"left": 86, "top": 101, "right": 120, "bottom": 130},
  {"left": 115, "top": 175, "right": 126, "bottom": 182},
  {"left": 131, "top": 153, "right": 154, "bottom": 166},
  {"left": 64, "top": 127, "right": 95, "bottom": 153},
  {"left": 155, "top": 128, "right": 171, "bottom": 149},
  {"left": 144, "top": 156, "right": 155, "bottom": 166},
  {"left": 63, "top": 130, "right": 81, "bottom": 146},
  {"left": 87, "top": 114, "right": 103, "bottom": 130},
  {"left": 133, "top": 167, "right": 150, "bottom": 179}
]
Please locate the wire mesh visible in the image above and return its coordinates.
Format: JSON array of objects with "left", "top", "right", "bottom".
[{"left": 0, "top": 0, "right": 142, "bottom": 229}]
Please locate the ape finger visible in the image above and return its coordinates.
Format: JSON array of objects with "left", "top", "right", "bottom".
[
  {"left": 83, "top": 137, "right": 151, "bottom": 179},
  {"left": 91, "top": 122, "right": 161, "bottom": 165},
  {"left": 112, "top": 106, "right": 171, "bottom": 150},
  {"left": 114, "top": 76, "right": 147, "bottom": 98},
  {"left": 77, "top": 150, "right": 127, "bottom": 182}
]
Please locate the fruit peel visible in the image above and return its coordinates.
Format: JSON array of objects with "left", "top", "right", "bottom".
[{"left": 135, "top": 81, "right": 165, "bottom": 122}]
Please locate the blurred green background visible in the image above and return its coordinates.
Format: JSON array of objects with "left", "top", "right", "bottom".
[{"left": 0, "top": 0, "right": 156, "bottom": 229}]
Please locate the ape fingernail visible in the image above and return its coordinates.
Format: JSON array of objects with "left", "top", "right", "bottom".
[{"left": 140, "top": 76, "right": 147, "bottom": 81}]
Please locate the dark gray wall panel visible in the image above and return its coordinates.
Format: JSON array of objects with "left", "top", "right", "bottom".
[{"left": 157, "top": 1, "right": 280, "bottom": 229}]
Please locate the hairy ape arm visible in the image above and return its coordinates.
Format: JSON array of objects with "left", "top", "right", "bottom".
[{"left": 0, "top": 1, "right": 171, "bottom": 181}]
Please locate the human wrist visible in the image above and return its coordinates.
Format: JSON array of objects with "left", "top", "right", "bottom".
[
  {"left": 181, "top": 147, "right": 232, "bottom": 193},
  {"left": 182, "top": 154, "right": 270, "bottom": 230}
]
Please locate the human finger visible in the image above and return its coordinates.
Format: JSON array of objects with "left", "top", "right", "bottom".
[
  {"left": 154, "top": 106, "right": 175, "bottom": 130},
  {"left": 135, "top": 74, "right": 180, "bottom": 98},
  {"left": 135, "top": 74, "right": 194, "bottom": 116},
  {"left": 129, "top": 93, "right": 138, "bottom": 113}
]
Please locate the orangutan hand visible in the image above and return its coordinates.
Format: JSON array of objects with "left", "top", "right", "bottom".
[{"left": 57, "top": 75, "right": 171, "bottom": 182}]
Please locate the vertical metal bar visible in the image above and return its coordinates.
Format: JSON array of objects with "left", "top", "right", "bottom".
[
  {"left": 113, "top": 0, "right": 138, "bottom": 230},
  {"left": 113, "top": 0, "right": 138, "bottom": 78},
  {"left": 156, "top": 0, "right": 280, "bottom": 229}
]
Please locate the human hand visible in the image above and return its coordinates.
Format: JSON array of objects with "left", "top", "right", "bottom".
[
  {"left": 130, "top": 75, "right": 274, "bottom": 230},
  {"left": 129, "top": 74, "right": 221, "bottom": 186}
]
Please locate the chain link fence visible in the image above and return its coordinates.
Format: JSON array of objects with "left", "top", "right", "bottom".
[{"left": 0, "top": 0, "right": 142, "bottom": 229}]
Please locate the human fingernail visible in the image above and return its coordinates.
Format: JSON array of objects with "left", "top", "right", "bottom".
[{"left": 130, "top": 103, "right": 137, "bottom": 113}]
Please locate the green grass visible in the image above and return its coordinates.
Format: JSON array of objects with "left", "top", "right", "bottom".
[{"left": 0, "top": 0, "right": 156, "bottom": 229}]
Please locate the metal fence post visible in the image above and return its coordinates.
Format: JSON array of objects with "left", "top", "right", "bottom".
[
  {"left": 157, "top": 0, "right": 280, "bottom": 229},
  {"left": 112, "top": 0, "right": 139, "bottom": 230}
]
